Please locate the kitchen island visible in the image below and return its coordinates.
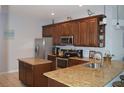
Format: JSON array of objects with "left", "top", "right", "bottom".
[
  {"left": 44, "top": 60, "right": 124, "bottom": 87},
  {"left": 18, "top": 58, "right": 53, "bottom": 87}
]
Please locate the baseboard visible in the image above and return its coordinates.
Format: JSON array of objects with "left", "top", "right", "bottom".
[
  {"left": 0, "top": 69, "right": 18, "bottom": 75},
  {"left": 8, "top": 69, "right": 18, "bottom": 73}
]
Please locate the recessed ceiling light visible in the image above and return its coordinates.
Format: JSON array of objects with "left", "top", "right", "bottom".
[{"left": 51, "top": 13, "right": 55, "bottom": 16}]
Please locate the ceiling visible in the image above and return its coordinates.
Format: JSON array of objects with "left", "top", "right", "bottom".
[{"left": 9, "top": 5, "right": 124, "bottom": 21}]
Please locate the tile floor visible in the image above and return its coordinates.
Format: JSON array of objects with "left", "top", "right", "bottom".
[{"left": 0, "top": 72, "right": 25, "bottom": 87}]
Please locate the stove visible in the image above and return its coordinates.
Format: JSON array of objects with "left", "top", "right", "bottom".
[
  {"left": 56, "top": 57, "right": 68, "bottom": 68},
  {"left": 56, "top": 53, "right": 77, "bottom": 68},
  {"left": 56, "top": 50, "right": 83, "bottom": 68}
]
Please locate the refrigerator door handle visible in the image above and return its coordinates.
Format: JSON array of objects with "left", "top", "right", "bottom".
[{"left": 35, "top": 45, "right": 39, "bottom": 56}]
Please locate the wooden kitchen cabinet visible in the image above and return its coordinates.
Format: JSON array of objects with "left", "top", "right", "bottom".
[
  {"left": 19, "top": 62, "right": 26, "bottom": 83},
  {"left": 52, "top": 22, "right": 74, "bottom": 45},
  {"left": 42, "top": 15, "right": 106, "bottom": 47},
  {"left": 25, "top": 63, "right": 34, "bottom": 86},
  {"left": 18, "top": 59, "right": 53, "bottom": 87},
  {"left": 48, "top": 55, "right": 56, "bottom": 70},
  {"left": 70, "top": 21, "right": 79, "bottom": 45},
  {"left": 43, "top": 24, "right": 60, "bottom": 45},
  {"left": 78, "top": 19, "right": 89, "bottom": 46},
  {"left": 52, "top": 24, "right": 61, "bottom": 45},
  {"left": 68, "top": 59, "right": 88, "bottom": 67},
  {"left": 88, "top": 18, "right": 99, "bottom": 46},
  {"left": 60, "top": 22, "right": 73, "bottom": 36},
  {"left": 78, "top": 18, "right": 99, "bottom": 47},
  {"left": 42, "top": 25, "right": 53, "bottom": 37},
  {"left": 19, "top": 61, "right": 34, "bottom": 86}
]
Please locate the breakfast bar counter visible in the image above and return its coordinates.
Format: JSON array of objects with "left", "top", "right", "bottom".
[{"left": 44, "top": 60, "right": 124, "bottom": 87}]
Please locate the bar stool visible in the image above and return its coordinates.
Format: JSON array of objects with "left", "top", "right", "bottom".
[
  {"left": 112, "top": 75, "right": 124, "bottom": 87},
  {"left": 112, "top": 81, "right": 124, "bottom": 87},
  {"left": 120, "top": 75, "right": 124, "bottom": 83}
]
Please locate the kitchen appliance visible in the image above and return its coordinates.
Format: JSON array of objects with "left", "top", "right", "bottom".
[
  {"left": 56, "top": 57, "right": 68, "bottom": 68},
  {"left": 76, "top": 50, "right": 83, "bottom": 58},
  {"left": 52, "top": 47, "right": 60, "bottom": 55},
  {"left": 56, "top": 50, "right": 80, "bottom": 68},
  {"left": 60, "top": 36, "right": 73, "bottom": 45},
  {"left": 64, "top": 52, "right": 78, "bottom": 58},
  {"left": 35, "top": 38, "right": 53, "bottom": 59},
  {"left": 105, "top": 71, "right": 124, "bottom": 87}
]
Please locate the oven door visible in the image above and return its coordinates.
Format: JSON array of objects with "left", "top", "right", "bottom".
[{"left": 56, "top": 57, "right": 68, "bottom": 68}]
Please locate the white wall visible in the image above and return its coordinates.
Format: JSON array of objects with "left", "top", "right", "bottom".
[
  {"left": 55, "top": 5, "right": 124, "bottom": 61},
  {"left": 0, "top": 6, "right": 49, "bottom": 73},
  {"left": 0, "top": 6, "right": 9, "bottom": 73},
  {"left": 7, "top": 8, "right": 46, "bottom": 72},
  {"left": 105, "top": 6, "right": 124, "bottom": 61}
]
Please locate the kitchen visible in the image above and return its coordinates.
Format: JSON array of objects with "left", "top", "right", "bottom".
[{"left": 0, "top": 5, "right": 124, "bottom": 88}]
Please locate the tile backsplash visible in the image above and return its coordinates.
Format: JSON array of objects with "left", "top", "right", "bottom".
[{"left": 56, "top": 45, "right": 105, "bottom": 58}]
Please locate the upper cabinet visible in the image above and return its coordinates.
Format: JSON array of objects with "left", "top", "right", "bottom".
[
  {"left": 78, "top": 19, "right": 89, "bottom": 46},
  {"left": 52, "top": 24, "right": 61, "bottom": 45},
  {"left": 42, "top": 25, "right": 53, "bottom": 37},
  {"left": 78, "top": 18, "right": 98, "bottom": 47},
  {"left": 42, "top": 15, "right": 106, "bottom": 47},
  {"left": 88, "top": 18, "right": 99, "bottom": 47}
]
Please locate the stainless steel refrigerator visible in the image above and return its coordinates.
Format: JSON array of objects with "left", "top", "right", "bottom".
[{"left": 34, "top": 37, "right": 53, "bottom": 59}]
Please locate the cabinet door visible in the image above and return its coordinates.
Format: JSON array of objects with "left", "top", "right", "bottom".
[
  {"left": 71, "top": 21, "right": 79, "bottom": 45},
  {"left": 19, "top": 61, "right": 26, "bottom": 83},
  {"left": 79, "top": 20, "right": 89, "bottom": 46},
  {"left": 24, "top": 64, "right": 34, "bottom": 86},
  {"left": 60, "top": 23, "right": 68, "bottom": 36},
  {"left": 61, "top": 22, "right": 73, "bottom": 36},
  {"left": 52, "top": 25, "right": 60, "bottom": 45},
  {"left": 34, "top": 63, "right": 52, "bottom": 87},
  {"left": 88, "top": 18, "right": 99, "bottom": 47},
  {"left": 42, "top": 26, "right": 53, "bottom": 37},
  {"left": 48, "top": 55, "right": 56, "bottom": 70}
]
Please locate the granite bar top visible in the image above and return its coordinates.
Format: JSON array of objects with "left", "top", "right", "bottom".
[
  {"left": 44, "top": 60, "right": 124, "bottom": 87},
  {"left": 18, "top": 58, "right": 52, "bottom": 65}
]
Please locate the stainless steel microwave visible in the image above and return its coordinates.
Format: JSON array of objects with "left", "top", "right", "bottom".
[{"left": 60, "top": 36, "right": 73, "bottom": 45}]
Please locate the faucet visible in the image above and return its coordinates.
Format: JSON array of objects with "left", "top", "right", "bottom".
[{"left": 94, "top": 51, "right": 103, "bottom": 65}]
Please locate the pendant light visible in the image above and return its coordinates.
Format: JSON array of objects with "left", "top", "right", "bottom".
[
  {"left": 51, "top": 11, "right": 55, "bottom": 24},
  {"left": 102, "top": 5, "right": 107, "bottom": 24},
  {"left": 115, "top": 5, "right": 121, "bottom": 30}
]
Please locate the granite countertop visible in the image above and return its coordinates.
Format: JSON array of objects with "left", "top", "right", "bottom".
[
  {"left": 44, "top": 60, "right": 124, "bottom": 87},
  {"left": 18, "top": 57, "right": 52, "bottom": 65}
]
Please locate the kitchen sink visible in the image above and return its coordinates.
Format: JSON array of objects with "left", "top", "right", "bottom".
[{"left": 83, "top": 63, "right": 102, "bottom": 69}]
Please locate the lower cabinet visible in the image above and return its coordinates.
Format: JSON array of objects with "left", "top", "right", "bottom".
[
  {"left": 48, "top": 55, "right": 56, "bottom": 70},
  {"left": 19, "top": 61, "right": 52, "bottom": 87},
  {"left": 19, "top": 62, "right": 26, "bottom": 84},
  {"left": 68, "top": 59, "right": 88, "bottom": 67},
  {"left": 25, "top": 64, "right": 33, "bottom": 86}
]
